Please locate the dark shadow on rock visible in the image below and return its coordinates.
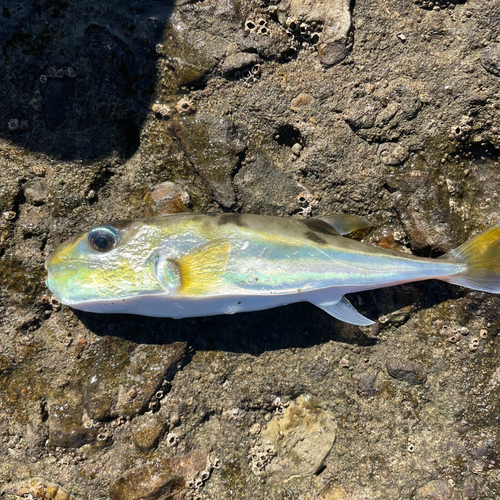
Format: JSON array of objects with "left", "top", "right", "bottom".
[
  {"left": 0, "top": 0, "right": 174, "bottom": 160},
  {"left": 350, "top": 280, "right": 467, "bottom": 326},
  {"left": 74, "top": 280, "right": 468, "bottom": 355},
  {"left": 74, "top": 300, "right": 377, "bottom": 357}
]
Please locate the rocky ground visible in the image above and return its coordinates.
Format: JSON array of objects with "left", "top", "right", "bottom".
[{"left": 1, "top": 0, "right": 500, "bottom": 498}]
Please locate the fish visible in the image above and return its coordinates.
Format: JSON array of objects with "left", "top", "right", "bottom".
[{"left": 45, "top": 213, "right": 500, "bottom": 325}]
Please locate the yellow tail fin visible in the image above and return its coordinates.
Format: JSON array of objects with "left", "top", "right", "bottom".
[{"left": 442, "top": 222, "right": 500, "bottom": 293}]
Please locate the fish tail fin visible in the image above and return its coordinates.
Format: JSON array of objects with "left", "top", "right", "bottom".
[{"left": 441, "top": 222, "right": 500, "bottom": 293}]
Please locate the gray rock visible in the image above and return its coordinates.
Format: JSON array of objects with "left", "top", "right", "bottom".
[
  {"left": 84, "top": 339, "right": 187, "bottom": 421},
  {"left": 172, "top": 114, "right": 242, "bottom": 208},
  {"left": 462, "top": 475, "right": 478, "bottom": 499},
  {"left": 221, "top": 52, "right": 260, "bottom": 75},
  {"left": 48, "top": 389, "right": 96, "bottom": 448},
  {"left": 358, "top": 373, "right": 378, "bottom": 397},
  {"left": 24, "top": 181, "right": 48, "bottom": 206},
  {"left": 256, "top": 394, "right": 337, "bottom": 482},
  {"left": 132, "top": 413, "right": 166, "bottom": 451},
  {"left": 378, "top": 143, "right": 409, "bottom": 165},
  {"left": 481, "top": 44, "right": 500, "bottom": 77},
  {"left": 234, "top": 156, "right": 304, "bottom": 214},
  {"left": 344, "top": 98, "right": 381, "bottom": 130},
  {"left": 414, "top": 479, "right": 457, "bottom": 499},
  {"left": 386, "top": 357, "right": 427, "bottom": 385},
  {"left": 109, "top": 449, "right": 208, "bottom": 500},
  {"left": 385, "top": 172, "right": 465, "bottom": 254},
  {"left": 278, "top": 0, "right": 352, "bottom": 66}
]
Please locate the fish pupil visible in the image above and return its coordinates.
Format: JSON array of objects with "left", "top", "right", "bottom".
[
  {"left": 94, "top": 235, "right": 111, "bottom": 250},
  {"left": 88, "top": 226, "right": 119, "bottom": 252}
]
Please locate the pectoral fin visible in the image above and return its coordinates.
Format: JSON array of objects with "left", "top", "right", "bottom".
[
  {"left": 176, "top": 240, "right": 232, "bottom": 296},
  {"left": 315, "top": 215, "right": 371, "bottom": 236},
  {"left": 311, "top": 296, "right": 374, "bottom": 326}
]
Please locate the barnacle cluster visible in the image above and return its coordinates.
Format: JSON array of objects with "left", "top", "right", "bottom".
[
  {"left": 244, "top": 17, "right": 269, "bottom": 36},
  {"left": 413, "top": 0, "right": 463, "bottom": 9},
  {"left": 284, "top": 17, "right": 323, "bottom": 53},
  {"left": 296, "top": 188, "right": 319, "bottom": 217},
  {"left": 439, "top": 323, "right": 488, "bottom": 351},
  {"left": 40, "top": 66, "right": 77, "bottom": 84},
  {"left": 7, "top": 118, "right": 19, "bottom": 131},
  {"left": 148, "top": 388, "right": 165, "bottom": 410},
  {"left": 186, "top": 454, "right": 220, "bottom": 492},
  {"left": 7, "top": 118, "right": 28, "bottom": 131},
  {"left": 250, "top": 443, "right": 277, "bottom": 475},
  {"left": 235, "top": 64, "right": 261, "bottom": 85}
]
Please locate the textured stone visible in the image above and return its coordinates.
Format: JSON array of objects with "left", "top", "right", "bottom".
[
  {"left": 109, "top": 450, "right": 208, "bottom": 500},
  {"left": 221, "top": 52, "right": 260, "bottom": 75},
  {"left": 481, "top": 44, "right": 500, "bottom": 77},
  {"left": 233, "top": 156, "right": 304, "bottom": 214},
  {"left": 84, "top": 338, "right": 187, "bottom": 421},
  {"left": 414, "top": 479, "right": 458, "bottom": 500},
  {"left": 132, "top": 413, "right": 167, "bottom": 451},
  {"left": 48, "top": 389, "right": 96, "bottom": 448},
  {"left": 278, "top": 0, "right": 352, "bottom": 66},
  {"left": 386, "top": 357, "right": 427, "bottom": 385},
  {"left": 377, "top": 143, "right": 409, "bottom": 166},
  {"left": 290, "top": 93, "right": 314, "bottom": 111},
  {"left": 171, "top": 114, "right": 244, "bottom": 208},
  {"left": 358, "top": 373, "right": 378, "bottom": 397},
  {"left": 144, "top": 182, "right": 190, "bottom": 217},
  {"left": 24, "top": 180, "right": 48, "bottom": 206},
  {"left": 257, "top": 394, "right": 337, "bottom": 482}
]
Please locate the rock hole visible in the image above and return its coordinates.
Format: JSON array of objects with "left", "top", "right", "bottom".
[{"left": 274, "top": 124, "right": 303, "bottom": 148}]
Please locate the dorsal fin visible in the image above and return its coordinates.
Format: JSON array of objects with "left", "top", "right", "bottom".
[
  {"left": 314, "top": 215, "right": 371, "bottom": 236},
  {"left": 175, "top": 241, "right": 232, "bottom": 296}
]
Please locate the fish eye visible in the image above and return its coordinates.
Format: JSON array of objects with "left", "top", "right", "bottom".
[{"left": 88, "top": 226, "right": 120, "bottom": 252}]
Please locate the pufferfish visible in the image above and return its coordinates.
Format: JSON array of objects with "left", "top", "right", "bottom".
[{"left": 45, "top": 213, "right": 500, "bottom": 325}]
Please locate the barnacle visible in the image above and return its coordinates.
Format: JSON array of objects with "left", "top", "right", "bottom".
[
  {"left": 245, "top": 19, "right": 257, "bottom": 33},
  {"left": 166, "top": 432, "right": 179, "bottom": 446},
  {"left": 7, "top": 118, "right": 19, "bottom": 131},
  {"left": 469, "top": 337, "right": 480, "bottom": 351},
  {"left": 176, "top": 98, "right": 196, "bottom": 115},
  {"left": 151, "top": 102, "right": 172, "bottom": 118}
]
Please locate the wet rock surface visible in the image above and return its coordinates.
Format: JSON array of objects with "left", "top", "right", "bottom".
[
  {"left": 109, "top": 450, "right": 209, "bottom": 500},
  {"left": 386, "top": 356, "right": 427, "bottom": 385},
  {"left": 255, "top": 394, "right": 337, "bottom": 482},
  {"left": 1, "top": 0, "right": 500, "bottom": 499}
]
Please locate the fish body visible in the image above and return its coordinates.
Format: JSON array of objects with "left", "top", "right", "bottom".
[{"left": 45, "top": 213, "right": 500, "bottom": 325}]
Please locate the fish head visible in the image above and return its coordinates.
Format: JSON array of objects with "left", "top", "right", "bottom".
[{"left": 45, "top": 220, "right": 168, "bottom": 306}]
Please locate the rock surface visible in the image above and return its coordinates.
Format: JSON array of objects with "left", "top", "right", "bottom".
[
  {"left": 256, "top": 394, "right": 337, "bottom": 482},
  {"left": 1, "top": 0, "right": 500, "bottom": 498}
]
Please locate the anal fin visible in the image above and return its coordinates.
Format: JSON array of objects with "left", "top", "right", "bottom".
[{"left": 311, "top": 296, "right": 374, "bottom": 326}]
